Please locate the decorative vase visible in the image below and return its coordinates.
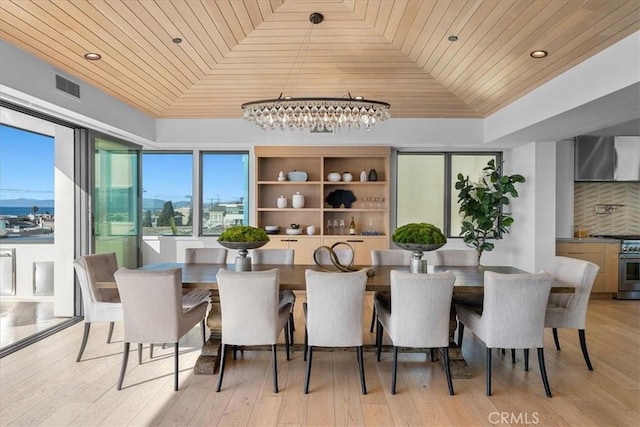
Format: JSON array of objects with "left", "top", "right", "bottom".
[
  {"left": 368, "top": 168, "right": 378, "bottom": 181},
  {"left": 360, "top": 169, "right": 368, "bottom": 182},
  {"left": 292, "top": 192, "right": 305, "bottom": 208},
  {"left": 277, "top": 171, "right": 286, "bottom": 182},
  {"left": 342, "top": 172, "right": 353, "bottom": 182},
  {"left": 327, "top": 172, "right": 341, "bottom": 182},
  {"left": 277, "top": 196, "right": 287, "bottom": 208}
]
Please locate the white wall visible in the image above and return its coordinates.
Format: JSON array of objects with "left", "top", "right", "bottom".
[{"left": 556, "top": 140, "right": 575, "bottom": 238}]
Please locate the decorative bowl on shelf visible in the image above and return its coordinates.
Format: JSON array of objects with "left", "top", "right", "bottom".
[
  {"left": 327, "top": 172, "right": 341, "bottom": 182},
  {"left": 287, "top": 170, "right": 308, "bottom": 181}
]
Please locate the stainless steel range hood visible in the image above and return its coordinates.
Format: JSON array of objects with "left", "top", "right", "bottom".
[{"left": 575, "top": 136, "right": 640, "bottom": 181}]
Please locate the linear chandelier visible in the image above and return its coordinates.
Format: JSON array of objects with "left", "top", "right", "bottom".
[{"left": 241, "top": 13, "right": 391, "bottom": 132}]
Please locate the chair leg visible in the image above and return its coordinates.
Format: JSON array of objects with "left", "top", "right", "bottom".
[
  {"left": 376, "top": 320, "right": 383, "bottom": 361},
  {"left": 391, "top": 346, "right": 398, "bottom": 395},
  {"left": 174, "top": 342, "right": 179, "bottom": 391},
  {"left": 358, "top": 346, "right": 367, "bottom": 395},
  {"left": 303, "top": 328, "right": 308, "bottom": 362},
  {"left": 76, "top": 323, "right": 91, "bottom": 362},
  {"left": 215, "top": 343, "right": 227, "bottom": 392},
  {"left": 150, "top": 344, "right": 154, "bottom": 359},
  {"left": 430, "top": 348, "right": 437, "bottom": 362},
  {"left": 369, "top": 303, "right": 376, "bottom": 333},
  {"left": 524, "top": 348, "right": 530, "bottom": 372},
  {"left": 107, "top": 322, "right": 115, "bottom": 344},
  {"left": 138, "top": 343, "right": 143, "bottom": 365},
  {"left": 272, "top": 344, "right": 279, "bottom": 393},
  {"left": 117, "top": 342, "right": 130, "bottom": 390},
  {"left": 304, "top": 346, "right": 313, "bottom": 394},
  {"left": 552, "top": 327, "right": 561, "bottom": 351},
  {"left": 284, "top": 323, "right": 290, "bottom": 361},
  {"left": 511, "top": 348, "right": 516, "bottom": 364},
  {"left": 289, "top": 312, "right": 295, "bottom": 345},
  {"left": 443, "top": 347, "right": 455, "bottom": 396},
  {"left": 486, "top": 347, "right": 492, "bottom": 396},
  {"left": 579, "top": 329, "right": 593, "bottom": 371},
  {"left": 457, "top": 322, "right": 464, "bottom": 347},
  {"left": 537, "top": 347, "right": 552, "bottom": 398},
  {"left": 201, "top": 319, "right": 206, "bottom": 344}
]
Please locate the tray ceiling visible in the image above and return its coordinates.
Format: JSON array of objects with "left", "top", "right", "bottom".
[{"left": 1, "top": 0, "right": 638, "bottom": 119}]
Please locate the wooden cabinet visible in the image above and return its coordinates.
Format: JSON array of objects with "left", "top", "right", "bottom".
[
  {"left": 556, "top": 241, "right": 620, "bottom": 293},
  {"left": 255, "top": 146, "right": 390, "bottom": 265}
]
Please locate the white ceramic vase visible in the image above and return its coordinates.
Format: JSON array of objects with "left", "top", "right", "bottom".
[
  {"left": 277, "top": 196, "right": 287, "bottom": 208},
  {"left": 292, "top": 192, "right": 305, "bottom": 208}
]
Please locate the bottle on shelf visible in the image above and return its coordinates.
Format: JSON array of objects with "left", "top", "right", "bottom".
[{"left": 349, "top": 216, "right": 356, "bottom": 235}]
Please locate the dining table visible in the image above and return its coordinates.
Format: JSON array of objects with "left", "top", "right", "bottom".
[{"left": 99, "top": 263, "right": 574, "bottom": 378}]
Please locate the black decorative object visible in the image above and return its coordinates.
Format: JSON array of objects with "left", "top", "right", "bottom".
[
  {"left": 368, "top": 168, "right": 378, "bottom": 181},
  {"left": 325, "top": 189, "right": 357, "bottom": 208}
]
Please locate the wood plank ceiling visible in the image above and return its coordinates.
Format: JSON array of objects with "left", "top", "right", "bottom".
[{"left": 1, "top": 0, "right": 638, "bottom": 119}]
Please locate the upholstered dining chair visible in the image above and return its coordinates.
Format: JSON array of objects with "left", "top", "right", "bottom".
[
  {"left": 252, "top": 248, "right": 296, "bottom": 344},
  {"left": 313, "top": 248, "right": 354, "bottom": 267},
  {"left": 434, "top": 249, "right": 479, "bottom": 266},
  {"left": 184, "top": 247, "right": 228, "bottom": 264},
  {"left": 215, "top": 268, "right": 291, "bottom": 393},
  {"left": 303, "top": 269, "right": 368, "bottom": 394},
  {"left": 456, "top": 271, "right": 554, "bottom": 397},
  {"left": 73, "top": 252, "right": 122, "bottom": 362},
  {"left": 545, "top": 256, "right": 599, "bottom": 370},
  {"left": 114, "top": 267, "right": 208, "bottom": 391},
  {"left": 369, "top": 249, "right": 412, "bottom": 332},
  {"left": 375, "top": 270, "right": 456, "bottom": 395}
]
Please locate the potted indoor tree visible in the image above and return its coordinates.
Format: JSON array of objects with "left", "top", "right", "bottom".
[{"left": 455, "top": 159, "right": 525, "bottom": 263}]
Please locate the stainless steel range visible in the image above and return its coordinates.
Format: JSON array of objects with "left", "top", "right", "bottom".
[{"left": 618, "top": 238, "right": 640, "bottom": 300}]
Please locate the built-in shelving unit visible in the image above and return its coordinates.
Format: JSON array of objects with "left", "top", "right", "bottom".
[{"left": 255, "top": 146, "right": 390, "bottom": 264}]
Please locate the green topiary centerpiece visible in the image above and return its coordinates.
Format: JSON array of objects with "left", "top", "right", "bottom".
[
  {"left": 217, "top": 225, "right": 269, "bottom": 271},
  {"left": 392, "top": 223, "right": 446, "bottom": 273}
]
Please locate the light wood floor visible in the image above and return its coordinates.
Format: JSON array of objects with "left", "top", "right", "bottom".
[{"left": 1, "top": 296, "right": 638, "bottom": 426}]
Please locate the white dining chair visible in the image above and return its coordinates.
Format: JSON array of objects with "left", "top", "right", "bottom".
[
  {"left": 184, "top": 247, "right": 228, "bottom": 264},
  {"left": 456, "top": 271, "right": 554, "bottom": 397},
  {"left": 375, "top": 270, "right": 456, "bottom": 395},
  {"left": 303, "top": 269, "right": 368, "bottom": 394},
  {"left": 215, "top": 268, "right": 291, "bottom": 393},
  {"left": 114, "top": 267, "right": 208, "bottom": 391},
  {"left": 545, "top": 256, "right": 599, "bottom": 370},
  {"left": 252, "top": 248, "right": 297, "bottom": 344},
  {"left": 369, "top": 249, "right": 413, "bottom": 332},
  {"left": 73, "top": 252, "right": 122, "bottom": 362},
  {"left": 434, "top": 249, "right": 479, "bottom": 266}
]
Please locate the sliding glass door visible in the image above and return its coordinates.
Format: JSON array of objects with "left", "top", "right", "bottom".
[{"left": 91, "top": 132, "right": 141, "bottom": 268}]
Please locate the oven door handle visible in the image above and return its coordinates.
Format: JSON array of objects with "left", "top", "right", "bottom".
[{"left": 620, "top": 254, "right": 640, "bottom": 260}]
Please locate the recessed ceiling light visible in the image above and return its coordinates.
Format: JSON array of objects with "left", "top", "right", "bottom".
[
  {"left": 530, "top": 50, "right": 548, "bottom": 58},
  {"left": 448, "top": 35, "right": 459, "bottom": 42},
  {"left": 172, "top": 37, "right": 182, "bottom": 44},
  {"left": 84, "top": 52, "right": 101, "bottom": 61}
]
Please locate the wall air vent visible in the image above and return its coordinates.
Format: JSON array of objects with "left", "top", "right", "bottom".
[{"left": 55, "top": 74, "right": 80, "bottom": 98}]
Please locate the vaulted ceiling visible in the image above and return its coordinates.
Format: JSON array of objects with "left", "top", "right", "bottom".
[{"left": 1, "top": 0, "right": 638, "bottom": 119}]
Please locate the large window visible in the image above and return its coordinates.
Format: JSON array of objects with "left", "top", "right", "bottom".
[
  {"left": 0, "top": 124, "right": 55, "bottom": 241},
  {"left": 396, "top": 152, "right": 500, "bottom": 237},
  {"left": 142, "top": 152, "right": 193, "bottom": 236},
  {"left": 200, "top": 152, "right": 249, "bottom": 235}
]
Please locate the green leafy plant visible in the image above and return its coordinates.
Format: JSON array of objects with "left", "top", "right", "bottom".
[
  {"left": 392, "top": 223, "right": 447, "bottom": 245},
  {"left": 217, "top": 225, "right": 269, "bottom": 243},
  {"left": 455, "top": 159, "right": 525, "bottom": 261}
]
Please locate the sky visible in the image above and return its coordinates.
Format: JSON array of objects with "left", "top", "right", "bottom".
[
  {"left": 1, "top": 124, "right": 247, "bottom": 204},
  {"left": 0, "top": 124, "right": 54, "bottom": 200}
]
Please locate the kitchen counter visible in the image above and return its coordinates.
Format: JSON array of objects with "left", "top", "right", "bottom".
[{"left": 556, "top": 237, "right": 620, "bottom": 243}]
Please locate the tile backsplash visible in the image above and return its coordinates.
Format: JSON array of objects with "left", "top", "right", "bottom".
[{"left": 574, "top": 182, "right": 640, "bottom": 236}]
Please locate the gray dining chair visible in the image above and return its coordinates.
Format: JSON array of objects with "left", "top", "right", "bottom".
[
  {"left": 303, "top": 269, "right": 368, "bottom": 394},
  {"left": 184, "top": 247, "right": 228, "bottom": 264},
  {"left": 375, "top": 270, "right": 456, "bottom": 395},
  {"left": 215, "top": 268, "right": 291, "bottom": 393},
  {"left": 252, "top": 248, "right": 296, "bottom": 344},
  {"left": 545, "top": 256, "right": 599, "bottom": 370},
  {"left": 456, "top": 271, "right": 554, "bottom": 397},
  {"left": 73, "top": 252, "right": 122, "bottom": 362},
  {"left": 434, "top": 249, "right": 479, "bottom": 266},
  {"left": 369, "top": 249, "right": 412, "bottom": 332},
  {"left": 114, "top": 267, "right": 208, "bottom": 391}
]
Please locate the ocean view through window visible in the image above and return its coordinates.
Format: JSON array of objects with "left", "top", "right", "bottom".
[{"left": 0, "top": 124, "right": 55, "bottom": 241}]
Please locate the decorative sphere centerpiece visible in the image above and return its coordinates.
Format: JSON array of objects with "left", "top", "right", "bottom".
[
  {"left": 217, "top": 225, "right": 269, "bottom": 272},
  {"left": 392, "top": 223, "right": 447, "bottom": 273}
]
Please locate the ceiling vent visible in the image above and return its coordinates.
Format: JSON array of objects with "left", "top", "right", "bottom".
[{"left": 55, "top": 74, "right": 80, "bottom": 98}]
